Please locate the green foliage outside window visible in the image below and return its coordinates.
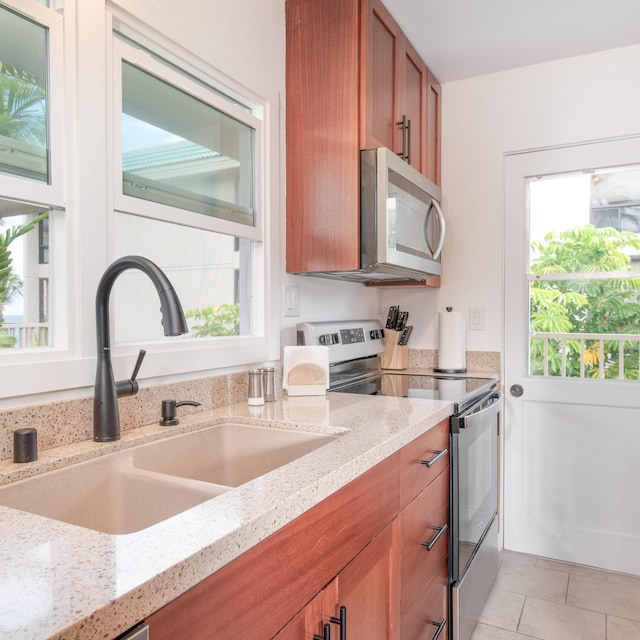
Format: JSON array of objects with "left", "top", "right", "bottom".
[
  {"left": 529, "top": 224, "right": 640, "bottom": 379},
  {"left": 186, "top": 303, "right": 240, "bottom": 337},
  {"left": 0, "top": 211, "right": 49, "bottom": 347}
]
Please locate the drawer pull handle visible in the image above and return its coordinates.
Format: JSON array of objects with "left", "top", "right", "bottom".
[
  {"left": 430, "top": 618, "right": 446, "bottom": 640},
  {"left": 329, "top": 605, "right": 346, "bottom": 640},
  {"left": 313, "top": 623, "right": 331, "bottom": 640},
  {"left": 420, "top": 449, "right": 448, "bottom": 468},
  {"left": 421, "top": 524, "right": 448, "bottom": 551}
]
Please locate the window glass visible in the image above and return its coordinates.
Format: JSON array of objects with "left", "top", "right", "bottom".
[
  {"left": 0, "top": 198, "right": 51, "bottom": 349},
  {"left": 113, "top": 212, "right": 253, "bottom": 343},
  {"left": 527, "top": 167, "right": 640, "bottom": 379},
  {"left": 0, "top": 5, "right": 48, "bottom": 183},
  {"left": 121, "top": 62, "right": 255, "bottom": 227}
]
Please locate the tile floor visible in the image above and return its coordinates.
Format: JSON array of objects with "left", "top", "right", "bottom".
[{"left": 471, "top": 550, "right": 640, "bottom": 640}]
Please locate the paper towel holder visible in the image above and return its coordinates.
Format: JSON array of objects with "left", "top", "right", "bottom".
[{"left": 434, "top": 307, "right": 467, "bottom": 374}]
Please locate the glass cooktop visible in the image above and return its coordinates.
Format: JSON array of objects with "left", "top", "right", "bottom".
[{"left": 331, "top": 373, "right": 496, "bottom": 414}]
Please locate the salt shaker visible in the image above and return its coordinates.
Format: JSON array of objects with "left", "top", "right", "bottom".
[
  {"left": 262, "top": 366, "right": 276, "bottom": 402},
  {"left": 248, "top": 369, "right": 264, "bottom": 406}
]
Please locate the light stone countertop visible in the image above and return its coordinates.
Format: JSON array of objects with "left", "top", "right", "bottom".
[{"left": 0, "top": 391, "right": 453, "bottom": 640}]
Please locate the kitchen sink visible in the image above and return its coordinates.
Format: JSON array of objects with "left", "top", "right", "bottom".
[
  {"left": 0, "top": 422, "right": 339, "bottom": 535},
  {"left": 131, "top": 422, "right": 338, "bottom": 486}
]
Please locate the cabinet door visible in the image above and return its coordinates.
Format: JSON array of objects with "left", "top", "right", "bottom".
[
  {"left": 399, "top": 38, "right": 428, "bottom": 175},
  {"left": 329, "top": 520, "right": 401, "bottom": 640},
  {"left": 273, "top": 592, "right": 324, "bottom": 640},
  {"left": 426, "top": 70, "right": 441, "bottom": 186},
  {"left": 362, "top": 0, "right": 401, "bottom": 152},
  {"left": 400, "top": 468, "right": 449, "bottom": 617},
  {"left": 402, "top": 563, "right": 449, "bottom": 640}
]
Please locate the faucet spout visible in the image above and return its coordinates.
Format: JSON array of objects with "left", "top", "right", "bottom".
[{"left": 93, "top": 256, "right": 188, "bottom": 442}]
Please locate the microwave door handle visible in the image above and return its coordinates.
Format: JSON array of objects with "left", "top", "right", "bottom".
[
  {"left": 424, "top": 201, "right": 435, "bottom": 255},
  {"left": 431, "top": 199, "right": 446, "bottom": 260}
]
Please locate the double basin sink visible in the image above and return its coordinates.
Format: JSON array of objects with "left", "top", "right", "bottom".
[{"left": 0, "top": 422, "right": 339, "bottom": 535}]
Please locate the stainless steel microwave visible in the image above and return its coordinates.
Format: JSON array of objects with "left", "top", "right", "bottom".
[{"left": 360, "top": 147, "right": 445, "bottom": 281}]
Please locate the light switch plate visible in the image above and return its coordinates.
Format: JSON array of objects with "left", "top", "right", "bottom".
[
  {"left": 284, "top": 285, "right": 300, "bottom": 316},
  {"left": 469, "top": 306, "right": 485, "bottom": 331}
]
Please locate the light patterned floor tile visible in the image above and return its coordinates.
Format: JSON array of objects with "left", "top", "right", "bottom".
[
  {"left": 478, "top": 588, "right": 525, "bottom": 631},
  {"left": 500, "top": 549, "right": 538, "bottom": 568},
  {"left": 568, "top": 574, "right": 640, "bottom": 622},
  {"left": 494, "top": 563, "right": 569, "bottom": 604},
  {"left": 535, "top": 557, "right": 607, "bottom": 581},
  {"left": 518, "top": 597, "right": 605, "bottom": 640},
  {"left": 471, "top": 622, "right": 535, "bottom": 640},
  {"left": 607, "top": 615, "right": 640, "bottom": 640},
  {"left": 607, "top": 571, "right": 640, "bottom": 587}
]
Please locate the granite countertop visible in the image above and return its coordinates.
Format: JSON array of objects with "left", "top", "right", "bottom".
[{"left": 0, "top": 391, "right": 454, "bottom": 640}]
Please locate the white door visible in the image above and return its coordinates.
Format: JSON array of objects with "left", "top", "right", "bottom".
[{"left": 503, "top": 136, "right": 640, "bottom": 575}]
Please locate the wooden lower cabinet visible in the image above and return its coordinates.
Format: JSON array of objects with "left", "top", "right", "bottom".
[
  {"left": 145, "top": 420, "right": 450, "bottom": 640},
  {"left": 275, "top": 520, "right": 401, "bottom": 639}
]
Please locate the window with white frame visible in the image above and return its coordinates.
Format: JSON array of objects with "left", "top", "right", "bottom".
[
  {"left": 0, "top": 2, "right": 64, "bottom": 352},
  {"left": 0, "top": 2, "right": 278, "bottom": 399},
  {"left": 111, "top": 35, "right": 264, "bottom": 345}
]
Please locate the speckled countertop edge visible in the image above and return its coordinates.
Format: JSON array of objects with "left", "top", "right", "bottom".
[{"left": 0, "top": 391, "right": 454, "bottom": 640}]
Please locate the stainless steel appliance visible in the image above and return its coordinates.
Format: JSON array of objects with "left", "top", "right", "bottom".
[
  {"left": 297, "top": 319, "right": 500, "bottom": 640},
  {"left": 450, "top": 387, "right": 502, "bottom": 640},
  {"left": 359, "top": 147, "right": 445, "bottom": 282}
]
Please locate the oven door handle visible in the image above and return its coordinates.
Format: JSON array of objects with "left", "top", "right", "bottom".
[{"left": 452, "top": 390, "right": 502, "bottom": 432}]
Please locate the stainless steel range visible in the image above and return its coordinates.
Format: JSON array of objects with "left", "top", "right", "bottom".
[{"left": 297, "top": 319, "right": 501, "bottom": 640}]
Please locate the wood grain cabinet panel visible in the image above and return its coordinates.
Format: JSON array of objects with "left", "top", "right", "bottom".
[
  {"left": 285, "top": 0, "right": 441, "bottom": 276},
  {"left": 400, "top": 418, "right": 450, "bottom": 506},
  {"left": 400, "top": 468, "right": 450, "bottom": 617}
]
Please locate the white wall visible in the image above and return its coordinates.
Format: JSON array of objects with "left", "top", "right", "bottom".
[{"left": 440, "top": 44, "right": 640, "bottom": 354}]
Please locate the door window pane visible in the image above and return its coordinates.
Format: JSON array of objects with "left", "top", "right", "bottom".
[
  {"left": 0, "top": 198, "right": 51, "bottom": 349},
  {"left": 121, "top": 62, "right": 255, "bottom": 226},
  {"left": 113, "top": 213, "right": 253, "bottom": 344},
  {"left": 527, "top": 167, "right": 640, "bottom": 379},
  {"left": 0, "top": 5, "right": 48, "bottom": 183}
]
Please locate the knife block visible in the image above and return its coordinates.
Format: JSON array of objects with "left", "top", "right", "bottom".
[{"left": 380, "top": 329, "right": 408, "bottom": 370}]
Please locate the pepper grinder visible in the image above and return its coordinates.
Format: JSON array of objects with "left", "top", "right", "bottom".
[
  {"left": 262, "top": 366, "right": 276, "bottom": 402},
  {"left": 248, "top": 369, "right": 264, "bottom": 406}
]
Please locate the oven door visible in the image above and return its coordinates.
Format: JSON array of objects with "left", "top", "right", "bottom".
[{"left": 450, "top": 390, "right": 501, "bottom": 582}]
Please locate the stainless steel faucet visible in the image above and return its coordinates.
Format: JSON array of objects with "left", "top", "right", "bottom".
[{"left": 93, "top": 256, "right": 188, "bottom": 442}]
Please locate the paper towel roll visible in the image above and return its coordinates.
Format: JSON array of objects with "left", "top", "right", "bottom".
[{"left": 435, "top": 309, "right": 467, "bottom": 372}]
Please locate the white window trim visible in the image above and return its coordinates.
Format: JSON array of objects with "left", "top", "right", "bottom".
[
  {"left": 0, "top": 1, "right": 281, "bottom": 405},
  {"left": 112, "top": 37, "right": 264, "bottom": 242}
]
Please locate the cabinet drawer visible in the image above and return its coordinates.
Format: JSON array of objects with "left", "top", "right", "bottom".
[
  {"left": 402, "top": 562, "right": 449, "bottom": 640},
  {"left": 400, "top": 419, "right": 449, "bottom": 506},
  {"left": 401, "top": 468, "right": 449, "bottom": 613}
]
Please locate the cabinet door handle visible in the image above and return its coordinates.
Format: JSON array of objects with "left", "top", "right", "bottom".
[
  {"left": 397, "top": 114, "right": 408, "bottom": 160},
  {"left": 313, "top": 623, "right": 331, "bottom": 640},
  {"left": 329, "top": 605, "right": 346, "bottom": 640},
  {"left": 406, "top": 118, "right": 412, "bottom": 165},
  {"left": 430, "top": 618, "right": 447, "bottom": 640},
  {"left": 420, "top": 449, "right": 448, "bottom": 468},
  {"left": 421, "top": 524, "right": 448, "bottom": 551}
]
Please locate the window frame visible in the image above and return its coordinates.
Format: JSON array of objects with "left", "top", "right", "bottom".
[
  {"left": 112, "top": 37, "right": 265, "bottom": 242},
  {"left": 0, "top": 1, "right": 281, "bottom": 403}
]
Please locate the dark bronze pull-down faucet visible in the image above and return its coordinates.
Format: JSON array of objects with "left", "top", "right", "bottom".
[{"left": 93, "top": 256, "right": 188, "bottom": 442}]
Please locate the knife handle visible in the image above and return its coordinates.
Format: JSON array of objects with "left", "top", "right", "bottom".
[
  {"left": 398, "top": 325, "right": 413, "bottom": 345},
  {"left": 386, "top": 305, "right": 399, "bottom": 329}
]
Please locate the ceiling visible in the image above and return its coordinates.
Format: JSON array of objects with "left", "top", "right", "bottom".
[{"left": 384, "top": 0, "right": 640, "bottom": 83}]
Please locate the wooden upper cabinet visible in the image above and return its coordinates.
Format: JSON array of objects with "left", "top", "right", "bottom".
[
  {"left": 426, "top": 69, "right": 442, "bottom": 186},
  {"left": 285, "top": 0, "right": 441, "bottom": 275},
  {"left": 363, "top": 0, "right": 429, "bottom": 177}
]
